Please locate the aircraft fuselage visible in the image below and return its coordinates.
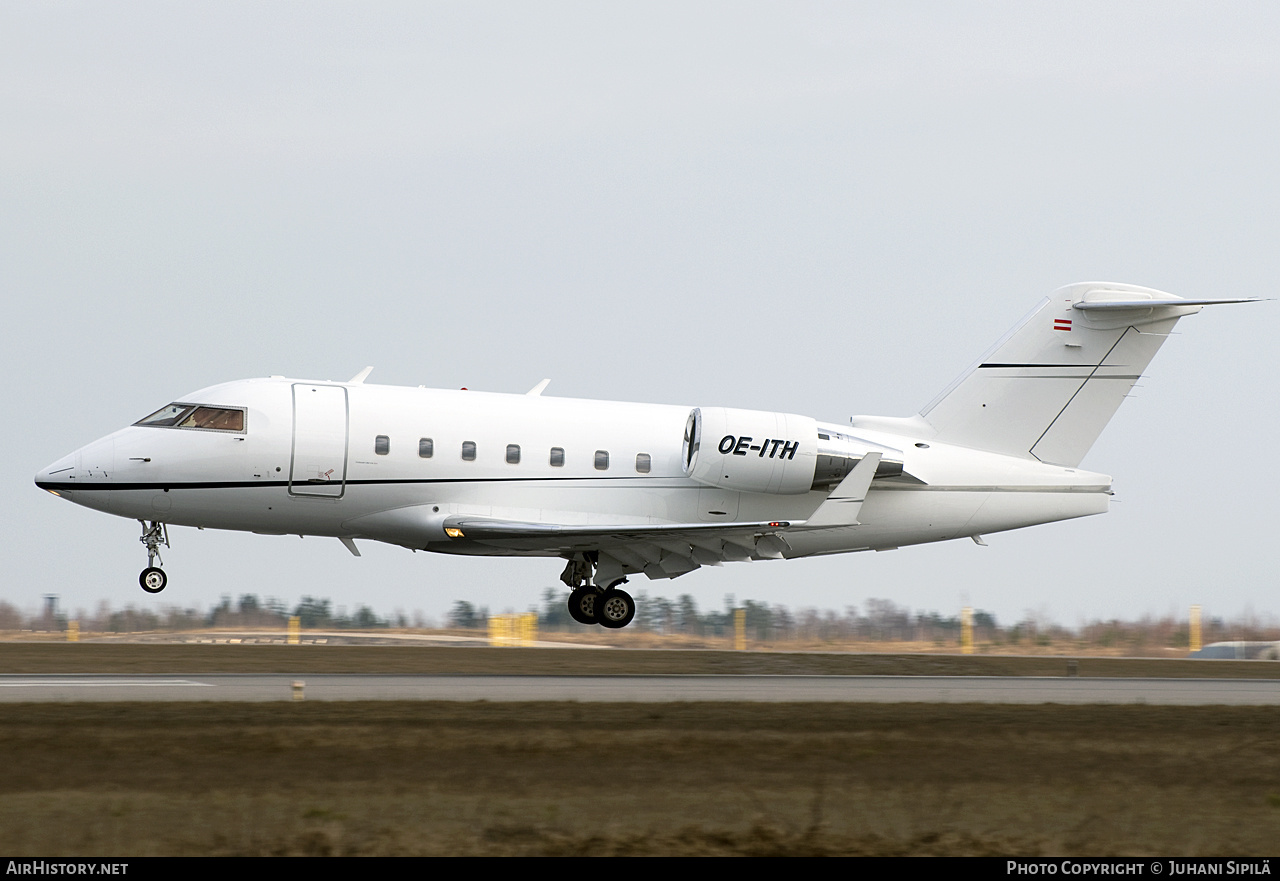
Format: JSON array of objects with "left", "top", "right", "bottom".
[{"left": 37, "top": 375, "right": 1110, "bottom": 561}]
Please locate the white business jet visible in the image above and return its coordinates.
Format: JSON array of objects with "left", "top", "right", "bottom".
[{"left": 35, "top": 283, "right": 1256, "bottom": 629}]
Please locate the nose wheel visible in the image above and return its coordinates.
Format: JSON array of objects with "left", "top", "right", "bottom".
[
  {"left": 138, "top": 520, "right": 170, "bottom": 593},
  {"left": 140, "top": 567, "right": 167, "bottom": 593}
]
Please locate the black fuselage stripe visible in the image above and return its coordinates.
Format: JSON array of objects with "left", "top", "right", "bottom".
[{"left": 37, "top": 476, "right": 695, "bottom": 492}]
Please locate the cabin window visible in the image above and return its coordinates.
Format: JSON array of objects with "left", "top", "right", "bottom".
[
  {"left": 374, "top": 435, "right": 390, "bottom": 456},
  {"left": 506, "top": 444, "right": 521, "bottom": 464},
  {"left": 594, "top": 450, "right": 610, "bottom": 471},
  {"left": 419, "top": 438, "right": 434, "bottom": 458},
  {"left": 549, "top": 447, "right": 565, "bottom": 467},
  {"left": 461, "top": 441, "right": 476, "bottom": 461},
  {"left": 635, "top": 453, "right": 651, "bottom": 473}
]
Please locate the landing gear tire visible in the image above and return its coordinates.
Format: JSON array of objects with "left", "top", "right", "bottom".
[
  {"left": 567, "top": 586, "right": 600, "bottom": 625},
  {"left": 139, "top": 567, "right": 167, "bottom": 594},
  {"left": 597, "top": 586, "right": 635, "bottom": 630}
]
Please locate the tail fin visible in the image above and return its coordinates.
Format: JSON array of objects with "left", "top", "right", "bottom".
[{"left": 916, "top": 282, "right": 1255, "bottom": 467}]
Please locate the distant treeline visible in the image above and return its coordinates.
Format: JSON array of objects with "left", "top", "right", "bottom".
[
  {"left": 453, "top": 591, "right": 999, "bottom": 643},
  {"left": 3, "top": 595, "right": 401, "bottom": 634},
  {"left": 5, "top": 590, "right": 1278, "bottom": 651}
]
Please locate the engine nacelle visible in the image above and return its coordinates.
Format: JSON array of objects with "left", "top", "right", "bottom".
[
  {"left": 680, "top": 408, "right": 908, "bottom": 495},
  {"left": 682, "top": 407, "right": 819, "bottom": 494}
]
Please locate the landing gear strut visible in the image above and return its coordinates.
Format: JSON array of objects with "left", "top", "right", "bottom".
[
  {"left": 138, "top": 520, "right": 170, "bottom": 594},
  {"left": 559, "top": 554, "right": 636, "bottom": 628}
]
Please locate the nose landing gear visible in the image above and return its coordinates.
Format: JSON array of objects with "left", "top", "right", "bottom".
[
  {"left": 559, "top": 554, "right": 636, "bottom": 628},
  {"left": 138, "top": 520, "right": 170, "bottom": 594}
]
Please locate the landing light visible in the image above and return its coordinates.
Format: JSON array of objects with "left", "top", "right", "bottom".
[{"left": 445, "top": 527, "right": 465, "bottom": 538}]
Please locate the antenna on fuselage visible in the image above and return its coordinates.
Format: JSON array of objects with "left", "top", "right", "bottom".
[
  {"left": 526, "top": 378, "right": 551, "bottom": 396},
  {"left": 349, "top": 366, "right": 374, "bottom": 384}
]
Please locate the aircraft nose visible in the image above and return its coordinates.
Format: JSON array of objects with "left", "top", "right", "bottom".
[
  {"left": 35, "top": 452, "right": 77, "bottom": 494},
  {"left": 37, "top": 439, "right": 116, "bottom": 514}
]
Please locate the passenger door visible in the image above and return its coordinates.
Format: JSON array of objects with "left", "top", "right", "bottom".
[{"left": 289, "top": 384, "right": 348, "bottom": 498}]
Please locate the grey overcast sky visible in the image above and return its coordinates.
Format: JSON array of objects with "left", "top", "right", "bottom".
[{"left": 3, "top": 2, "right": 1277, "bottom": 627}]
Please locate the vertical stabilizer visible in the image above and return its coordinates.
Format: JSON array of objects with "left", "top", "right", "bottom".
[{"left": 918, "top": 283, "right": 1215, "bottom": 467}]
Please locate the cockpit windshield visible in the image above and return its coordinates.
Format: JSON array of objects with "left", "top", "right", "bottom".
[
  {"left": 135, "top": 403, "right": 245, "bottom": 432},
  {"left": 135, "top": 404, "right": 191, "bottom": 427}
]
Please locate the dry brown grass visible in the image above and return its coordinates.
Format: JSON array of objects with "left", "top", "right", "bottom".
[
  {"left": 2, "top": 702, "right": 1278, "bottom": 856},
  {"left": 3, "top": 643, "right": 1277, "bottom": 855}
]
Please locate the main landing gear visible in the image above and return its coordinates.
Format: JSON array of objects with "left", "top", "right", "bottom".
[
  {"left": 138, "top": 520, "right": 170, "bottom": 594},
  {"left": 560, "top": 555, "right": 636, "bottom": 629}
]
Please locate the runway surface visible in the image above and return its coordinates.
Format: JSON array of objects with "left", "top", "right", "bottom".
[{"left": 1, "top": 674, "right": 1277, "bottom": 704}]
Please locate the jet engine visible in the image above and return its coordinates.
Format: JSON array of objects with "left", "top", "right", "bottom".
[{"left": 681, "top": 408, "right": 904, "bottom": 495}]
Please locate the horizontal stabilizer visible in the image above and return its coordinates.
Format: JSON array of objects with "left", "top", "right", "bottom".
[{"left": 1073, "top": 297, "right": 1262, "bottom": 311}]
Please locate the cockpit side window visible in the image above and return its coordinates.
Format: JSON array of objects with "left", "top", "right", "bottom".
[
  {"left": 135, "top": 403, "right": 246, "bottom": 433},
  {"left": 179, "top": 407, "right": 245, "bottom": 431}
]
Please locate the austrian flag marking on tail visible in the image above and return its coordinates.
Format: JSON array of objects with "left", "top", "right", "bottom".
[{"left": 1053, "top": 318, "right": 1072, "bottom": 331}]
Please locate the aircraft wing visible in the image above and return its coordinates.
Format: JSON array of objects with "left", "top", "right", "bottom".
[
  {"left": 441, "top": 515, "right": 798, "bottom": 583},
  {"left": 444, "top": 453, "right": 881, "bottom": 548},
  {"left": 442, "top": 517, "right": 791, "bottom": 542},
  {"left": 443, "top": 455, "right": 883, "bottom": 583},
  {"left": 345, "top": 453, "right": 886, "bottom": 583}
]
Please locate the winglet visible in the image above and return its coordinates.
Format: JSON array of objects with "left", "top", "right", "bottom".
[
  {"left": 349, "top": 366, "right": 374, "bottom": 384},
  {"left": 801, "top": 452, "right": 882, "bottom": 528},
  {"left": 526, "top": 378, "right": 551, "bottom": 396}
]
